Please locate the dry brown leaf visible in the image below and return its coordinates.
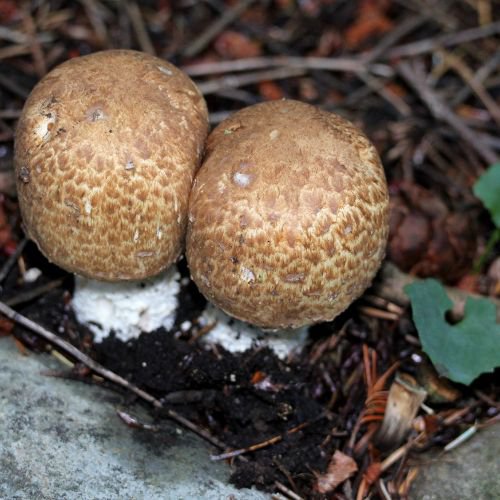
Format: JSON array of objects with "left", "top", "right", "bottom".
[
  {"left": 214, "top": 31, "right": 261, "bottom": 59},
  {"left": 314, "top": 450, "right": 358, "bottom": 494},
  {"left": 258, "top": 81, "right": 285, "bottom": 100},
  {"left": 0, "top": 316, "right": 14, "bottom": 337},
  {"left": 0, "top": 0, "right": 19, "bottom": 23},
  {"left": 345, "top": 0, "right": 393, "bottom": 49},
  {"left": 388, "top": 181, "right": 477, "bottom": 284}
]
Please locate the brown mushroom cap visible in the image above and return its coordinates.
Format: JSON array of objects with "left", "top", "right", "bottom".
[
  {"left": 15, "top": 50, "right": 208, "bottom": 281},
  {"left": 186, "top": 100, "right": 389, "bottom": 329}
]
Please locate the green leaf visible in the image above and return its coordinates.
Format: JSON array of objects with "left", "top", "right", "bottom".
[
  {"left": 405, "top": 279, "right": 500, "bottom": 385},
  {"left": 473, "top": 163, "right": 500, "bottom": 228}
]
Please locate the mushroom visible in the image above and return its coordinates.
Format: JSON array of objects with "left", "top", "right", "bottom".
[
  {"left": 186, "top": 100, "right": 389, "bottom": 354},
  {"left": 14, "top": 49, "right": 209, "bottom": 342}
]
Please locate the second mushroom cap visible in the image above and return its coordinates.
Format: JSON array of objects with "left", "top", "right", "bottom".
[{"left": 186, "top": 99, "right": 390, "bottom": 329}]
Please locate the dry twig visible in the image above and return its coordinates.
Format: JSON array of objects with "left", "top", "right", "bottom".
[
  {"left": 387, "top": 20, "right": 500, "bottom": 58},
  {"left": 0, "top": 300, "right": 230, "bottom": 451},
  {"left": 183, "top": 0, "right": 256, "bottom": 58},
  {"left": 0, "top": 299, "right": 163, "bottom": 406},
  {"left": 210, "top": 421, "right": 309, "bottom": 461},
  {"left": 125, "top": 0, "right": 155, "bottom": 55},
  {"left": 196, "top": 66, "right": 306, "bottom": 95},
  {"left": 183, "top": 55, "right": 392, "bottom": 78},
  {"left": 397, "top": 59, "right": 498, "bottom": 165}
]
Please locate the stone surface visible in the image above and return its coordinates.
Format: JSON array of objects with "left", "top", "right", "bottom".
[
  {"left": 0, "top": 337, "right": 268, "bottom": 500},
  {"left": 2, "top": 335, "right": 499, "bottom": 500},
  {"left": 410, "top": 423, "right": 500, "bottom": 500}
]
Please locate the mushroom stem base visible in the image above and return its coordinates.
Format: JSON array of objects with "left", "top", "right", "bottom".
[
  {"left": 198, "top": 304, "right": 309, "bottom": 359},
  {"left": 72, "top": 267, "right": 180, "bottom": 343}
]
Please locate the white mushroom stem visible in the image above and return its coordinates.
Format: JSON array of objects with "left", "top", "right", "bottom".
[
  {"left": 198, "top": 304, "right": 309, "bottom": 359},
  {"left": 72, "top": 267, "right": 180, "bottom": 343}
]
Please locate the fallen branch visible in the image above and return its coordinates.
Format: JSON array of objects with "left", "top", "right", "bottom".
[
  {"left": 183, "top": 55, "right": 392, "bottom": 78},
  {"left": 0, "top": 299, "right": 163, "bottom": 407},
  {"left": 0, "top": 299, "right": 234, "bottom": 452}
]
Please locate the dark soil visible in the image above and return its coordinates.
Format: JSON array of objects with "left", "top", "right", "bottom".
[
  {"left": 2, "top": 210, "right": 498, "bottom": 499},
  {"left": 4, "top": 241, "right": 377, "bottom": 496},
  {"left": 0, "top": 244, "right": 399, "bottom": 498},
  {"left": 98, "top": 330, "right": 335, "bottom": 492}
]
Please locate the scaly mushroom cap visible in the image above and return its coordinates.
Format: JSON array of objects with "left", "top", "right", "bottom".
[
  {"left": 15, "top": 50, "right": 208, "bottom": 281},
  {"left": 186, "top": 100, "right": 389, "bottom": 329}
]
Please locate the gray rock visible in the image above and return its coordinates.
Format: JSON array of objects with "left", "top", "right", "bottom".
[
  {"left": 4, "top": 335, "right": 498, "bottom": 500},
  {"left": 410, "top": 423, "right": 500, "bottom": 500},
  {"left": 0, "top": 337, "right": 268, "bottom": 500}
]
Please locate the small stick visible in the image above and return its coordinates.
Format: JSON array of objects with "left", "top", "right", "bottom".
[
  {"left": 196, "top": 67, "right": 306, "bottom": 95},
  {"left": 363, "top": 294, "right": 405, "bottom": 315},
  {"left": 210, "top": 422, "right": 309, "bottom": 461},
  {"left": 355, "top": 71, "right": 412, "bottom": 117},
  {"left": 387, "top": 20, "right": 500, "bottom": 59},
  {"left": 443, "top": 424, "right": 478, "bottom": 452},
  {"left": 477, "top": 0, "right": 492, "bottom": 25},
  {"left": 79, "top": 0, "right": 109, "bottom": 46},
  {"left": 211, "top": 434, "right": 283, "bottom": 461},
  {"left": 379, "top": 435, "right": 421, "bottom": 472},
  {"left": 477, "top": 414, "right": 500, "bottom": 429},
  {"left": 0, "top": 73, "right": 31, "bottom": 99},
  {"left": 0, "top": 26, "right": 52, "bottom": 44},
  {"left": 22, "top": 7, "right": 47, "bottom": 77},
  {"left": 12, "top": 337, "right": 27, "bottom": 355},
  {"left": 397, "top": 60, "right": 498, "bottom": 165},
  {"left": 357, "top": 305, "right": 400, "bottom": 321},
  {"left": 361, "top": 14, "right": 428, "bottom": 64},
  {"left": 0, "top": 109, "right": 22, "bottom": 119},
  {"left": 183, "top": 55, "right": 392, "bottom": 78},
  {"left": 475, "top": 390, "right": 500, "bottom": 409},
  {"left": 165, "top": 408, "right": 229, "bottom": 451},
  {"left": 442, "top": 404, "right": 477, "bottom": 426},
  {"left": 0, "top": 45, "right": 39, "bottom": 61},
  {"left": 0, "top": 238, "right": 28, "bottom": 287},
  {"left": 189, "top": 321, "right": 216, "bottom": 343},
  {"left": 50, "top": 349, "right": 75, "bottom": 367},
  {"left": 437, "top": 49, "right": 500, "bottom": 127},
  {"left": 274, "top": 481, "right": 305, "bottom": 500},
  {"left": 5, "top": 278, "right": 65, "bottom": 307},
  {"left": 451, "top": 49, "right": 500, "bottom": 106},
  {"left": 377, "top": 478, "right": 392, "bottom": 500},
  {"left": 309, "top": 324, "right": 347, "bottom": 364},
  {"left": 0, "top": 299, "right": 163, "bottom": 408},
  {"left": 183, "top": 0, "right": 255, "bottom": 58},
  {"left": 125, "top": 0, "right": 155, "bottom": 55},
  {"left": 0, "top": 299, "right": 233, "bottom": 451},
  {"left": 397, "top": 466, "right": 420, "bottom": 497},
  {"left": 116, "top": 409, "right": 160, "bottom": 431},
  {"left": 273, "top": 458, "right": 299, "bottom": 495}
]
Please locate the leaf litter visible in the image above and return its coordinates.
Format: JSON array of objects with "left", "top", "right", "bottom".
[{"left": 0, "top": 1, "right": 499, "bottom": 498}]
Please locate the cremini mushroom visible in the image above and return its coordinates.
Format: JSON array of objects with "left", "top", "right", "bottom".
[
  {"left": 15, "top": 49, "right": 209, "bottom": 342},
  {"left": 187, "top": 99, "right": 389, "bottom": 349}
]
